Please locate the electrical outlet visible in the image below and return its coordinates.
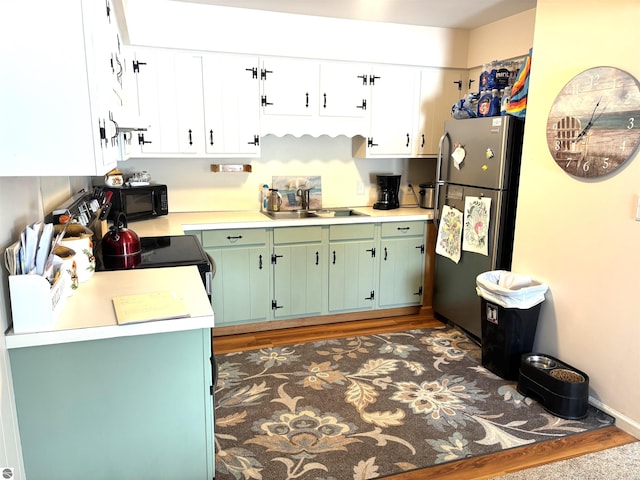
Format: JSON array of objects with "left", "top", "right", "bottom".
[
  {"left": 357, "top": 181, "right": 365, "bottom": 195},
  {"left": 636, "top": 194, "right": 640, "bottom": 221}
]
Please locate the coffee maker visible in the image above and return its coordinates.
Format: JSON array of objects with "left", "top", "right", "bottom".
[{"left": 373, "top": 174, "right": 401, "bottom": 210}]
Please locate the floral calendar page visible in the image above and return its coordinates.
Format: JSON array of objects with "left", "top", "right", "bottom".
[
  {"left": 463, "top": 196, "right": 491, "bottom": 256},
  {"left": 435, "top": 205, "right": 463, "bottom": 263}
]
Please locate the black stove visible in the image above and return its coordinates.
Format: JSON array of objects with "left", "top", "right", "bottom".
[{"left": 96, "top": 234, "right": 213, "bottom": 298}]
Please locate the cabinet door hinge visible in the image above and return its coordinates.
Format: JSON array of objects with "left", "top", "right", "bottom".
[
  {"left": 261, "top": 68, "right": 273, "bottom": 80},
  {"left": 272, "top": 300, "right": 283, "bottom": 310},
  {"left": 367, "top": 137, "right": 378, "bottom": 148},
  {"left": 98, "top": 118, "right": 107, "bottom": 147},
  {"left": 138, "top": 132, "right": 151, "bottom": 145},
  {"left": 132, "top": 60, "right": 146, "bottom": 73},
  {"left": 416, "top": 244, "right": 425, "bottom": 254},
  {"left": 366, "top": 247, "right": 376, "bottom": 258},
  {"left": 261, "top": 95, "right": 273, "bottom": 107},
  {"left": 248, "top": 134, "right": 260, "bottom": 146},
  {"left": 271, "top": 253, "right": 283, "bottom": 264},
  {"left": 365, "top": 290, "right": 375, "bottom": 301},
  {"left": 357, "top": 74, "right": 368, "bottom": 85},
  {"left": 414, "top": 285, "right": 423, "bottom": 296},
  {"left": 356, "top": 99, "right": 367, "bottom": 110},
  {"left": 369, "top": 74, "right": 380, "bottom": 85},
  {"left": 245, "top": 67, "right": 258, "bottom": 79}
]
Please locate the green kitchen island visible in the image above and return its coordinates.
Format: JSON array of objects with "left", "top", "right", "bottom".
[{"left": 6, "top": 266, "right": 215, "bottom": 480}]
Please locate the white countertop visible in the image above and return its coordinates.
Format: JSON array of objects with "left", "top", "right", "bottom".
[
  {"left": 130, "top": 207, "right": 433, "bottom": 237},
  {"left": 5, "top": 207, "right": 431, "bottom": 349},
  {"left": 5, "top": 266, "right": 214, "bottom": 349}
]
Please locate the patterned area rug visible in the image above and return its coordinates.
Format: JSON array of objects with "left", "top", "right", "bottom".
[{"left": 213, "top": 325, "right": 613, "bottom": 479}]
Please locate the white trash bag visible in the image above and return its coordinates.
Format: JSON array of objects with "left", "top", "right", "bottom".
[{"left": 476, "top": 270, "right": 548, "bottom": 309}]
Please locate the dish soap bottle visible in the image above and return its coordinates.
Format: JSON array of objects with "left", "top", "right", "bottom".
[{"left": 261, "top": 184, "right": 270, "bottom": 211}]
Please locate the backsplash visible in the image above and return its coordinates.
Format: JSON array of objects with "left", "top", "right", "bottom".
[{"left": 116, "top": 136, "right": 436, "bottom": 212}]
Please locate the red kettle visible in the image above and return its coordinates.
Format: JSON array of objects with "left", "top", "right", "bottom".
[{"left": 101, "top": 212, "right": 142, "bottom": 269}]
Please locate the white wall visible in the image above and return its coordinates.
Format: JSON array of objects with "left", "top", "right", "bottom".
[
  {"left": 513, "top": 0, "right": 640, "bottom": 437},
  {"left": 0, "top": 176, "right": 88, "bottom": 479}
]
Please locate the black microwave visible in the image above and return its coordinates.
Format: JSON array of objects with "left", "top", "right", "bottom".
[{"left": 102, "top": 184, "right": 169, "bottom": 221}]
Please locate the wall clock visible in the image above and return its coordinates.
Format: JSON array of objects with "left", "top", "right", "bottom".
[{"left": 546, "top": 66, "right": 640, "bottom": 178}]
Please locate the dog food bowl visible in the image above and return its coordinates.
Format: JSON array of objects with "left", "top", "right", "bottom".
[{"left": 517, "top": 352, "right": 589, "bottom": 420}]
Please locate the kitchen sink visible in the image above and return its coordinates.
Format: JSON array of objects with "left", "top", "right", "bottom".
[
  {"left": 262, "top": 210, "right": 319, "bottom": 219},
  {"left": 313, "top": 208, "right": 369, "bottom": 217},
  {"left": 262, "top": 208, "right": 368, "bottom": 220}
]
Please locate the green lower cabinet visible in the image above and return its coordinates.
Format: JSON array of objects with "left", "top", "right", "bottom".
[
  {"left": 379, "top": 237, "right": 425, "bottom": 307},
  {"left": 209, "top": 245, "right": 270, "bottom": 325},
  {"left": 378, "top": 221, "right": 426, "bottom": 308},
  {"left": 9, "top": 329, "right": 214, "bottom": 480},
  {"left": 272, "top": 226, "right": 324, "bottom": 318},
  {"left": 201, "top": 229, "right": 270, "bottom": 326},
  {"left": 191, "top": 220, "right": 427, "bottom": 325},
  {"left": 328, "top": 241, "right": 376, "bottom": 312},
  {"left": 272, "top": 243, "right": 324, "bottom": 318}
]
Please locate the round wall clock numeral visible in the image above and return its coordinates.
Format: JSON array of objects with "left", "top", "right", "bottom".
[{"left": 546, "top": 66, "right": 640, "bottom": 178}]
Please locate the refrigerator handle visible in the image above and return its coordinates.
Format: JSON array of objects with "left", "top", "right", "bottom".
[{"left": 434, "top": 132, "right": 450, "bottom": 228}]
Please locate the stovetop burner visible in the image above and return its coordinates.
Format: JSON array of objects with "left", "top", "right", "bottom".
[{"left": 95, "top": 235, "right": 210, "bottom": 271}]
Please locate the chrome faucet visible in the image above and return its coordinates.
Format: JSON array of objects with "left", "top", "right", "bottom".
[{"left": 296, "top": 188, "right": 312, "bottom": 211}]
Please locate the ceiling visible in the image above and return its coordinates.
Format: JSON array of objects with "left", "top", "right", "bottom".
[{"left": 172, "top": 0, "right": 537, "bottom": 30}]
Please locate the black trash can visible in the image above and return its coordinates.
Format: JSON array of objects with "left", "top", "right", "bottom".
[
  {"left": 481, "top": 299, "right": 542, "bottom": 380},
  {"left": 476, "top": 271, "right": 548, "bottom": 381}
]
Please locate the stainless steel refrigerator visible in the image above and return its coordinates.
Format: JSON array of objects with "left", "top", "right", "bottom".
[{"left": 433, "top": 116, "right": 524, "bottom": 340}]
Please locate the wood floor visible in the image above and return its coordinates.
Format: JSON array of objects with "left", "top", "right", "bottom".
[{"left": 213, "top": 315, "right": 637, "bottom": 479}]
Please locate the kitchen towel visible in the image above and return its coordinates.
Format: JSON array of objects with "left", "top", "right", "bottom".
[
  {"left": 463, "top": 196, "right": 491, "bottom": 256},
  {"left": 436, "top": 205, "right": 463, "bottom": 263}
]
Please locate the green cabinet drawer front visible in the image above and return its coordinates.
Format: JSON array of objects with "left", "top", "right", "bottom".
[
  {"left": 329, "top": 223, "right": 375, "bottom": 241},
  {"left": 381, "top": 221, "right": 425, "bottom": 237},
  {"left": 202, "top": 228, "right": 268, "bottom": 247},
  {"left": 10, "top": 329, "right": 214, "bottom": 480},
  {"left": 274, "top": 226, "right": 323, "bottom": 244}
]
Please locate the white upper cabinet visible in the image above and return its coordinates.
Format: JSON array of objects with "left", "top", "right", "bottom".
[
  {"left": 260, "top": 57, "right": 370, "bottom": 137},
  {"left": 353, "top": 65, "right": 420, "bottom": 158},
  {"left": 260, "top": 57, "right": 319, "bottom": 118},
  {"left": 202, "top": 54, "right": 261, "bottom": 157},
  {"left": 413, "top": 68, "right": 468, "bottom": 157},
  {"left": 127, "top": 48, "right": 261, "bottom": 158},
  {"left": 129, "top": 48, "right": 204, "bottom": 157},
  {"left": 1, "top": 0, "right": 124, "bottom": 176},
  {"left": 318, "top": 62, "right": 370, "bottom": 120}
]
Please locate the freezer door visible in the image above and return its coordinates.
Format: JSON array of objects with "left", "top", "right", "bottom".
[
  {"left": 433, "top": 185, "right": 508, "bottom": 340},
  {"left": 440, "top": 116, "right": 522, "bottom": 190}
]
